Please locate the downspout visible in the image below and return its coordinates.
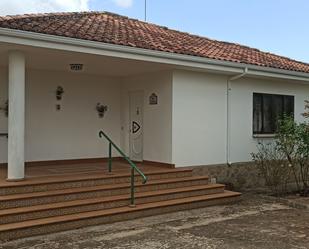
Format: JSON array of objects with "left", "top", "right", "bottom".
[{"left": 226, "top": 67, "right": 248, "bottom": 165}]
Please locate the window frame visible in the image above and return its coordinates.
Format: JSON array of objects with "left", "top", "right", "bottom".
[{"left": 252, "top": 92, "right": 295, "bottom": 136}]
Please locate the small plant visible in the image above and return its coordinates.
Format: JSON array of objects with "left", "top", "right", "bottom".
[{"left": 252, "top": 142, "right": 291, "bottom": 196}]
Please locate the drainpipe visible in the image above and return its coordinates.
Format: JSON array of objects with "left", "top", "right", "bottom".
[{"left": 226, "top": 67, "right": 248, "bottom": 166}]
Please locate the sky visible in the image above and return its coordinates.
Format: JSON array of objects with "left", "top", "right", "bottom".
[{"left": 0, "top": 0, "right": 308, "bottom": 63}]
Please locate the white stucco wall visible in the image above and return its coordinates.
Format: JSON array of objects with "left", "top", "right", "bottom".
[
  {"left": 0, "top": 67, "right": 8, "bottom": 162},
  {"left": 172, "top": 70, "right": 228, "bottom": 167},
  {"left": 1, "top": 65, "right": 308, "bottom": 167},
  {"left": 172, "top": 70, "right": 309, "bottom": 167},
  {"left": 121, "top": 71, "right": 173, "bottom": 164},
  {"left": 230, "top": 78, "right": 309, "bottom": 163},
  {"left": 0, "top": 67, "right": 121, "bottom": 163}
]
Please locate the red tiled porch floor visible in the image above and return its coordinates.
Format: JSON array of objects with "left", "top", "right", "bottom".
[{"left": 0, "top": 161, "right": 169, "bottom": 186}]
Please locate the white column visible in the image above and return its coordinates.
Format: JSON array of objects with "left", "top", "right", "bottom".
[{"left": 7, "top": 51, "right": 26, "bottom": 181}]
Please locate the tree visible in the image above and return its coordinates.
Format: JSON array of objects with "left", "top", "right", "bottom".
[{"left": 252, "top": 101, "right": 309, "bottom": 196}]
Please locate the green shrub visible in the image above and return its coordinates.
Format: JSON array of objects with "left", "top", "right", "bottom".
[
  {"left": 252, "top": 101, "right": 309, "bottom": 196},
  {"left": 252, "top": 142, "right": 291, "bottom": 196},
  {"left": 277, "top": 115, "right": 309, "bottom": 195}
]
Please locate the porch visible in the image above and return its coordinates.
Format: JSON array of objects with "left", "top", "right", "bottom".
[
  {"left": 0, "top": 160, "right": 169, "bottom": 187},
  {"left": 0, "top": 37, "right": 241, "bottom": 242},
  {"left": 0, "top": 43, "right": 174, "bottom": 181}
]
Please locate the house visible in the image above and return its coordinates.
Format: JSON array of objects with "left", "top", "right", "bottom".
[{"left": 0, "top": 11, "right": 308, "bottom": 240}]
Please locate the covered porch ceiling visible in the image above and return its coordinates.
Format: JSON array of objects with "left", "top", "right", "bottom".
[
  {"left": 0, "top": 42, "right": 174, "bottom": 77},
  {"left": 0, "top": 40, "right": 308, "bottom": 83}
]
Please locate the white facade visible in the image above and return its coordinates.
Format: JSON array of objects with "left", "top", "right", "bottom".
[
  {"left": 0, "top": 67, "right": 122, "bottom": 163},
  {"left": 172, "top": 70, "right": 309, "bottom": 166},
  {"left": 172, "top": 70, "right": 228, "bottom": 166},
  {"left": 0, "top": 66, "right": 8, "bottom": 163},
  {"left": 1, "top": 47, "right": 309, "bottom": 177},
  {"left": 0, "top": 66, "right": 173, "bottom": 165},
  {"left": 229, "top": 77, "right": 309, "bottom": 163},
  {"left": 121, "top": 71, "right": 173, "bottom": 164}
]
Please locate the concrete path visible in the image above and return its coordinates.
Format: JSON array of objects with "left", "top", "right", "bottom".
[{"left": 1, "top": 194, "right": 308, "bottom": 249}]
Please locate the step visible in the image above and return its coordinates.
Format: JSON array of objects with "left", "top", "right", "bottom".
[
  {"left": 0, "top": 168, "right": 193, "bottom": 195},
  {"left": 0, "top": 176, "right": 209, "bottom": 209},
  {"left": 0, "top": 191, "right": 241, "bottom": 241},
  {"left": 0, "top": 184, "right": 225, "bottom": 224}
]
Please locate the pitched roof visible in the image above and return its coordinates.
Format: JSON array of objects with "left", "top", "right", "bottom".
[{"left": 0, "top": 11, "right": 309, "bottom": 74}]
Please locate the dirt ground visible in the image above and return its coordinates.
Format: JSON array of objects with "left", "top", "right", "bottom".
[{"left": 1, "top": 193, "right": 309, "bottom": 249}]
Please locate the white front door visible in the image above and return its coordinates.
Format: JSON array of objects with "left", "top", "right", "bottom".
[{"left": 129, "top": 91, "right": 143, "bottom": 162}]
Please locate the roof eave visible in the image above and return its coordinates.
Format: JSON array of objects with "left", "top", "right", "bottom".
[{"left": 0, "top": 27, "right": 309, "bottom": 82}]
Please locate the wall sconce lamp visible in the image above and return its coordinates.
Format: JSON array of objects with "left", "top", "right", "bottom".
[
  {"left": 56, "top": 86, "right": 64, "bottom": 101},
  {"left": 0, "top": 100, "right": 8, "bottom": 117},
  {"left": 96, "top": 103, "right": 108, "bottom": 118}
]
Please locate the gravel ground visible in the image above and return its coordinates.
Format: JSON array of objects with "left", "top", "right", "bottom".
[{"left": 1, "top": 193, "right": 309, "bottom": 249}]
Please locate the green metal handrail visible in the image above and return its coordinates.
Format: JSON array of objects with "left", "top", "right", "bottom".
[{"left": 99, "top": 130, "right": 147, "bottom": 206}]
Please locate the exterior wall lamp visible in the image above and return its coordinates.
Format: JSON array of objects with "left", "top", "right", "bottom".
[
  {"left": 55, "top": 86, "right": 64, "bottom": 111},
  {"left": 56, "top": 86, "right": 64, "bottom": 100},
  {"left": 0, "top": 100, "right": 8, "bottom": 117},
  {"left": 96, "top": 103, "right": 108, "bottom": 118}
]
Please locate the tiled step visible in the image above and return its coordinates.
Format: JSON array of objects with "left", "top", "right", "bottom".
[
  {"left": 0, "top": 191, "right": 241, "bottom": 241},
  {"left": 0, "top": 168, "right": 193, "bottom": 195},
  {"left": 0, "top": 176, "right": 209, "bottom": 209},
  {"left": 0, "top": 184, "right": 225, "bottom": 224}
]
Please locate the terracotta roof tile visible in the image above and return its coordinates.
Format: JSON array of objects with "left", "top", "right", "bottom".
[{"left": 0, "top": 11, "right": 308, "bottom": 74}]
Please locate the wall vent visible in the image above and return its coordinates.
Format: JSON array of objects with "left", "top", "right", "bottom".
[{"left": 69, "top": 64, "right": 84, "bottom": 72}]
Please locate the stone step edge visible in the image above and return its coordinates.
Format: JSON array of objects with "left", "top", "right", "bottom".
[
  {"left": 0, "top": 168, "right": 193, "bottom": 188},
  {"left": 0, "top": 191, "right": 241, "bottom": 232},
  {"left": 0, "top": 176, "right": 210, "bottom": 201},
  {"left": 0, "top": 184, "right": 225, "bottom": 217}
]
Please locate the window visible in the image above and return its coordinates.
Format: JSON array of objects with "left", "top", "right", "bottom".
[{"left": 253, "top": 93, "right": 294, "bottom": 134}]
